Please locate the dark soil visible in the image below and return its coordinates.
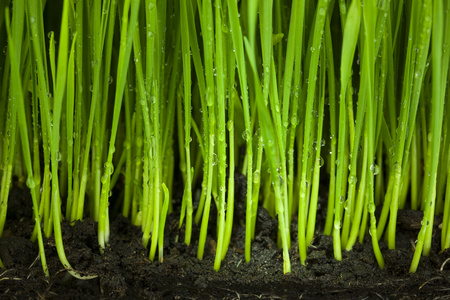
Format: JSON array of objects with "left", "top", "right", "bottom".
[{"left": 1, "top": 180, "right": 450, "bottom": 299}]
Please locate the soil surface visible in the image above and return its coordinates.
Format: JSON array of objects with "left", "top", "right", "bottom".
[{"left": 1, "top": 179, "right": 450, "bottom": 299}]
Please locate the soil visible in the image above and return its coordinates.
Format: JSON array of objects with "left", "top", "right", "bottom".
[{"left": 1, "top": 179, "right": 450, "bottom": 299}]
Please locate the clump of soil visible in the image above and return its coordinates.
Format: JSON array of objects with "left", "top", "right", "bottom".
[{"left": 1, "top": 180, "right": 450, "bottom": 299}]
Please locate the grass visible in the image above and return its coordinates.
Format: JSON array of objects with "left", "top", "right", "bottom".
[{"left": 0, "top": 0, "right": 449, "bottom": 278}]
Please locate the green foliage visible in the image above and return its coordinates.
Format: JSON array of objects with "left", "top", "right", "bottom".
[{"left": 0, "top": 0, "right": 449, "bottom": 277}]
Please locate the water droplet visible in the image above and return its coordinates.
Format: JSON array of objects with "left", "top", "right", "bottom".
[
  {"left": 242, "top": 129, "right": 249, "bottom": 141},
  {"left": 227, "top": 120, "right": 233, "bottom": 130},
  {"left": 334, "top": 220, "right": 342, "bottom": 230},
  {"left": 26, "top": 177, "right": 36, "bottom": 189},
  {"left": 393, "top": 161, "right": 400, "bottom": 172},
  {"left": 56, "top": 151, "right": 62, "bottom": 162},
  {"left": 104, "top": 162, "right": 114, "bottom": 175},
  {"left": 253, "top": 170, "right": 260, "bottom": 184},
  {"left": 370, "top": 164, "right": 379, "bottom": 175},
  {"left": 389, "top": 145, "right": 396, "bottom": 156},
  {"left": 206, "top": 88, "right": 213, "bottom": 106},
  {"left": 291, "top": 116, "right": 298, "bottom": 126},
  {"left": 421, "top": 219, "right": 429, "bottom": 227},
  {"left": 318, "top": 157, "right": 324, "bottom": 167},
  {"left": 222, "top": 24, "right": 229, "bottom": 33}
]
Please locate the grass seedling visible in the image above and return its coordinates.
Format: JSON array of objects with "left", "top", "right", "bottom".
[{"left": 1, "top": 0, "right": 450, "bottom": 279}]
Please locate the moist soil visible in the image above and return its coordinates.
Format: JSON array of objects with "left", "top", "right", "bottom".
[{"left": 1, "top": 179, "right": 450, "bottom": 299}]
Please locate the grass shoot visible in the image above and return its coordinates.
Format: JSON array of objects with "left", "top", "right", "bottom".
[{"left": 0, "top": 0, "right": 449, "bottom": 277}]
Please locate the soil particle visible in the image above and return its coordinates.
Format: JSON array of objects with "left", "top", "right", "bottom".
[{"left": 1, "top": 184, "right": 450, "bottom": 299}]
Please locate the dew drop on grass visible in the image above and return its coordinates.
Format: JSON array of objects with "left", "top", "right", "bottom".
[
  {"left": 393, "top": 161, "right": 400, "bottom": 172},
  {"left": 212, "top": 153, "right": 218, "bottom": 166},
  {"left": 206, "top": 88, "right": 213, "bottom": 106},
  {"left": 334, "top": 220, "right": 341, "bottom": 230},
  {"left": 227, "top": 120, "right": 233, "bottom": 130},
  {"left": 421, "top": 219, "right": 429, "bottom": 227},
  {"left": 348, "top": 175, "right": 357, "bottom": 184},
  {"left": 275, "top": 104, "right": 280, "bottom": 113},
  {"left": 104, "top": 162, "right": 114, "bottom": 175},
  {"left": 253, "top": 170, "right": 260, "bottom": 184},
  {"left": 370, "top": 164, "right": 379, "bottom": 175},
  {"left": 242, "top": 129, "right": 249, "bottom": 141},
  {"left": 344, "top": 199, "right": 349, "bottom": 210},
  {"left": 367, "top": 202, "right": 375, "bottom": 213},
  {"left": 56, "top": 151, "right": 62, "bottom": 162},
  {"left": 222, "top": 24, "right": 229, "bottom": 33},
  {"left": 291, "top": 116, "right": 298, "bottom": 126},
  {"left": 389, "top": 145, "right": 396, "bottom": 157},
  {"left": 148, "top": 2, "right": 155, "bottom": 10},
  {"left": 108, "top": 75, "right": 113, "bottom": 84},
  {"left": 339, "top": 196, "right": 345, "bottom": 204},
  {"left": 318, "top": 156, "right": 324, "bottom": 167},
  {"left": 26, "top": 177, "right": 36, "bottom": 189}
]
